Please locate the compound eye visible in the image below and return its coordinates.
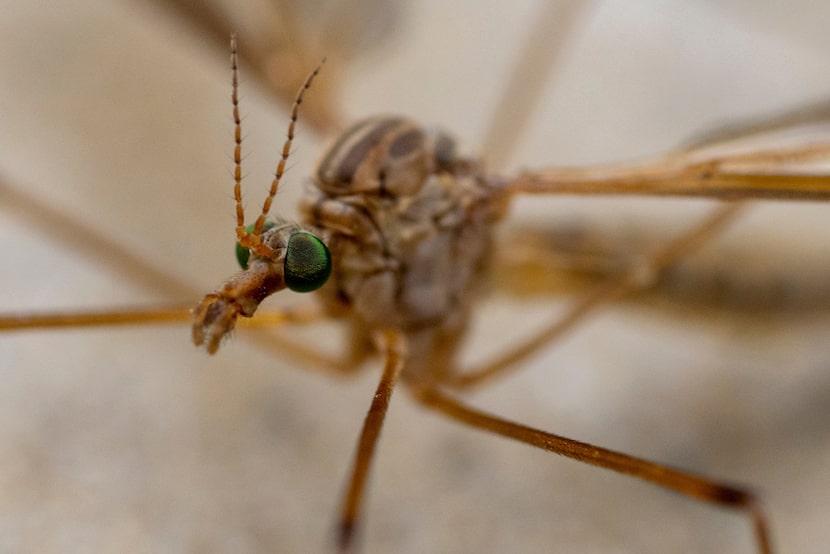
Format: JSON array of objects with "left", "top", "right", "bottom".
[
  {"left": 284, "top": 232, "right": 332, "bottom": 292},
  {"left": 235, "top": 222, "right": 277, "bottom": 269}
]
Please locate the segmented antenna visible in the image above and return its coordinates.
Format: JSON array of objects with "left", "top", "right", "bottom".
[
  {"left": 230, "top": 34, "right": 324, "bottom": 258},
  {"left": 230, "top": 34, "right": 246, "bottom": 244}
]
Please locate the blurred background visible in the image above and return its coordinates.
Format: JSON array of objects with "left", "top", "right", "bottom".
[{"left": 1, "top": 1, "right": 830, "bottom": 552}]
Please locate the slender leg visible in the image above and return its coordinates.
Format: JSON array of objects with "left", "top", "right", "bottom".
[
  {"left": 0, "top": 305, "right": 196, "bottom": 330},
  {"left": 482, "top": 0, "right": 595, "bottom": 169},
  {"left": 214, "top": 303, "right": 371, "bottom": 377},
  {"left": 246, "top": 322, "right": 371, "bottom": 378},
  {"left": 412, "top": 385, "right": 771, "bottom": 554},
  {"left": 507, "top": 143, "right": 830, "bottom": 201},
  {"left": 336, "top": 330, "right": 407, "bottom": 552},
  {"left": 0, "top": 302, "right": 322, "bottom": 332},
  {"left": 0, "top": 174, "right": 198, "bottom": 299},
  {"left": 447, "top": 202, "right": 745, "bottom": 389},
  {"left": 143, "top": 0, "right": 342, "bottom": 133},
  {"left": 0, "top": 300, "right": 373, "bottom": 378},
  {"left": 492, "top": 226, "right": 631, "bottom": 297}
]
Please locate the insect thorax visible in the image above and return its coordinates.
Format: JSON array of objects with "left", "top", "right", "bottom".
[{"left": 300, "top": 116, "right": 505, "bottom": 334}]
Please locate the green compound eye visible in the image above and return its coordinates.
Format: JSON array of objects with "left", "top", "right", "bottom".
[
  {"left": 235, "top": 222, "right": 276, "bottom": 270},
  {"left": 284, "top": 232, "right": 332, "bottom": 292}
]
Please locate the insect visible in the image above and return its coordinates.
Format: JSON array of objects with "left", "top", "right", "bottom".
[{"left": 3, "top": 2, "right": 830, "bottom": 553}]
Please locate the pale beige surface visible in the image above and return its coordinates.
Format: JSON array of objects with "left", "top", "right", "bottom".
[{"left": 2, "top": 2, "right": 830, "bottom": 553}]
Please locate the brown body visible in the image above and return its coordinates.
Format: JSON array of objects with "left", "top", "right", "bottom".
[
  {"left": 5, "top": 5, "right": 830, "bottom": 554},
  {"left": 192, "top": 116, "right": 506, "bottom": 368},
  {"left": 302, "top": 117, "right": 506, "bottom": 381},
  {"left": 186, "top": 30, "right": 830, "bottom": 551}
]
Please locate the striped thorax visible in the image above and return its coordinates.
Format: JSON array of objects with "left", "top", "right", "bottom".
[
  {"left": 315, "top": 116, "right": 458, "bottom": 197},
  {"left": 302, "top": 117, "right": 505, "bottom": 357}
]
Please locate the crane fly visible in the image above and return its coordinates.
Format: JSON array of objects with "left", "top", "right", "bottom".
[{"left": 3, "top": 2, "right": 830, "bottom": 553}]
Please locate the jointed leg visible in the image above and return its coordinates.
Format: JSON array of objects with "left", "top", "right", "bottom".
[
  {"left": 246, "top": 318, "right": 373, "bottom": 378},
  {"left": 482, "top": 0, "right": 596, "bottom": 169},
  {"left": 0, "top": 301, "right": 323, "bottom": 332},
  {"left": 0, "top": 305, "right": 196, "bottom": 331},
  {"left": 412, "top": 385, "right": 771, "bottom": 554},
  {"left": 336, "top": 330, "right": 407, "bottom": 552},
  {"left": 446, "top": 202, "right": 746, "bottom": 389}
]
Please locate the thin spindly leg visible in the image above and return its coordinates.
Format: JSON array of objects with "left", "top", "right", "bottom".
[
  {"left": 0, "top": 302, "right": 321, "bottom": 332},
  {"left": 0, "top": 305, "right": 196, "bottom": 330},
  {"left": 446, "top": 202, "right": 746, "bottom": 389},
  {"left": 246, "top": 321, "right": 373, "bottom": 378},
  {"left": 411, "top": 385, "right": 771, "bottom": 554},
  {"left": 0, "top": 173, "right": 199, "bottom": 299},
  {"left": 506, "top": 142, "right": 830, "bottom": 201},
  {"left": 481, "top": 0, "right": 595, "bottom": 169},
  {"left": 0, "top": 300, "right": 370, "bottom": 377},
  {"left": 143, "top": 0, "right": 342, "bottom": 133},
  {"left": 336, "top": 330, "right": 407, "bottom": 553},
  {"left": 469, "top": 101, "right": 830, "bottom": 388}
]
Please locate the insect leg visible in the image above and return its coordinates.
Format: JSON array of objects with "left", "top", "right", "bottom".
[
  {"left": 244, "top": 322, "right": 372, "bottom": 378},
  {"left": 506, "top": 144, "right": 830, "bottom": 201},
  {"left": 336, "top": 329, "right": 407, "bottom": 552},
  {"left": 446, "top": 202, "right": 746, "bottom": 389},
  {"left": 481, "top": 0, "right": 595, "bottom": 170},
  {"left": 411, "top": 385, "right": 771, "bottom": 554}
]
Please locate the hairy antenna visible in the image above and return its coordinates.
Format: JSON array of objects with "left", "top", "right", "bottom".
[
  {"left": 230, "top": 34, "right": 324, "bottom": 258},
  {"left": 230, "top": 34, "right": 246, "bottom": 245}
]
